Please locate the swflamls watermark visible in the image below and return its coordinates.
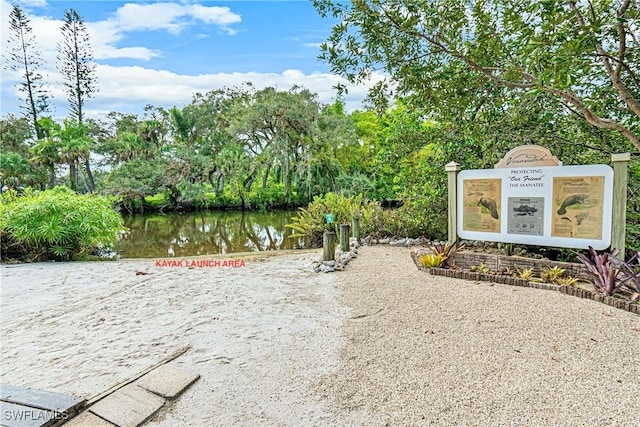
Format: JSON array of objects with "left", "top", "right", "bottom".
[
  {"left": 155, "top": 259, "right": 246, "bottom": 268},
  {"left": 3, "top": 409, "right": 69, "bottom": 422}
]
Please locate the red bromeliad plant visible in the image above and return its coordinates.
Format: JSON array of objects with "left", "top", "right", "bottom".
[{"left": 577, "top": 246, "right": 625, "bottom": 297}]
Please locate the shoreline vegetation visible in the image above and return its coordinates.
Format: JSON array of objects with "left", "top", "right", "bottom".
[
  {"left": 2, "top": 1, "right": 638, "bottom": 261},
  {"left": 3, "top": 88, "right": 638, "bottom": 262},
  {"left": 1, "top": 1, "right": 638, "bottom": 309}
]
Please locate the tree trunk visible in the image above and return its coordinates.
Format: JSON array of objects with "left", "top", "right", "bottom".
[
  {"left": 328, "top": 171, "right": 336, "bottom": 192},
  {"left": 69, "top": 162, "right": 77, "bottom": 191},
  {"left": 48, "top": 168, "right": 56, "bottom": 188},
  {"left": 208, "top": 167, "right": 218, "bottom": 188},
  {"left": 84, "top": 158, "right": 95, "bottom": 191},
  {"left": 262, "top": 163, "right": 272, "bottom": 190},
  {"left": 283, "top": 157, "right": 290, "bottom": 197},
  {"left": 79, "top": 167, "right": 90, "bottom": 192},
  {"left": 244, "top": 173, "right": 255, "bottom": 192},
  {"left": 217, "top": 174, "right": 225, "bottom": 195}
]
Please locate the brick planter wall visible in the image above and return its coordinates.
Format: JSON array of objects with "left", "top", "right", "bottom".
[
  {"left": 411, "top": 251, "right": 639, "bottom": 315},
  {"left": 449, "top": 251, "right": 591, "bottom": 282}
]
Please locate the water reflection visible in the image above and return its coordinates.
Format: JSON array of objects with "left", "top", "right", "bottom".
[{"left": 115, "top": 210, "right": 305, "bottom": 258}]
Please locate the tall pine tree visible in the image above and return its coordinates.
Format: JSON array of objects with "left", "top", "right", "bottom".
[
  {"left": 4, "top": 5, "right": 52, "bottom": 140},
  {"left": 58, "top": 8, "right": 98, "bottom": 191}
]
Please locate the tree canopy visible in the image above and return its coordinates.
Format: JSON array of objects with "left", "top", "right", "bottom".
[
  {"left": 314, "top": 0, "right": 640, "bottom": 150},
  {"left": 58, "top": 8, "right": 97, "bottom": 126},
  {"left": 2, "top": 1, "right": 639, "bottom": 252},
  {"left": 4, "top": 5, "right": 52, "bottom": 139}
]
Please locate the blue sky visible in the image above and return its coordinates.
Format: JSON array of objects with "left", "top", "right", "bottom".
[{"left": 1, "top": 0, "right": 382, "bottom": 120}]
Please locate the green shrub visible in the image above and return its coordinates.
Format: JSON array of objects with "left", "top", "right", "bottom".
[
  {"left": 1, "top": 186, "right": 124, "bottom": 261},
  {"left": 286, "top": 192, "right": 386, "bottom": 247},
  {"left": 205, "top": 192, "right": 242, "bottom": 209},
  {"left": 247, "top": 184, "right": 287, "bottom": 209},
  {"left": 144, "top": 193, "right": 167, "bottom": 210},
  {"left": 392, "top": 197, "right": 448, "bottom": 239}
]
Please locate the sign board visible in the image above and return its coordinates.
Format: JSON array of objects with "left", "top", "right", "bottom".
[
  {"left": 495, "top": 145, "right": 561, "bottom": 168},
  {"left": 457, "top": 164, "right": 614, "bottom": 249},
  {"left": 325, "top": 213, "right": 334, "bottom": 224}
]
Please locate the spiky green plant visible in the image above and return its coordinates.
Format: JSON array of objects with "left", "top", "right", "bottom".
[
  {"left": 518, "top": 268, "right": 534, "bottom": 280},
  {"left": 286, "top": 192, "right": 385, "bottom": 246},
  {"left": 0, "top": 186, "right": 123, "bottom": 261},
  {"left": 419, "top": 253, "right": 447, "bottom": 268},
  {"left": 541, "top": 266, "right": 566, "bottom": 284},
  {"left": 471, "top": 263, "right": 490, "bottom": 273},
  {"left": 430, "top": 241, "right": 465, "bottom": 267},
  {"left": 556, "top": 276, "right": 579, "bottom": 286}
]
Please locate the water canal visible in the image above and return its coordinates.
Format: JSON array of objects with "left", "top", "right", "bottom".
[{"left": 115, "top": 210, "right": 305, "bottom": 258}]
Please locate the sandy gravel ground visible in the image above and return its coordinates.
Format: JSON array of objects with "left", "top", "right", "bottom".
[
  {"left": 1, "top": 246, "right": 639, "bottom": 426},
  {"left": 318, "top": 245, "right": 640, "bottom": 426}
]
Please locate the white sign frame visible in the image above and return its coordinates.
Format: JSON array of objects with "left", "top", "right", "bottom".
[{"left": 457, "top": 164, "right": 614, "bottom": 249}]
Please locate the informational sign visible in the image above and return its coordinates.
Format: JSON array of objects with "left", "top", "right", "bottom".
[
  {"left": 457, "top": 164, "right": 613, "bottom": 249},
  {"left": 507, "top": 197, "right": 544, "bottom": 236},
  {"left": 462, "top": 179, "right": 501, "bottom": 233},
  {"left": 552, "top": 176, "right": 605, "bottom": 239}
]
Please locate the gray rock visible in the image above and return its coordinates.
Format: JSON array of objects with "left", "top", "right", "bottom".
[{"left": 340, "top": 253, "right": 351, "bottom": 265}]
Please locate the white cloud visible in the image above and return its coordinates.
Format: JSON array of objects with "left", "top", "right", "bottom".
[
  {"left": 0, "top": 1, "right": 376, "bottom": 118},
  {"left": 87, "top": 20, "right": 160, "bottom": 61},
  {"left": 0, "top": 1, "right": 241, "bottom": 63},
  {"left": 91, "top": 2, "right": 241, "bottom": 57},
  {"left": 108, "top": 3, "right": 240, "bottom": 35},
  {"left": 112, "top": 3, "right": 186, "bottom": 33},
  {"left": 189, "top": 4, "right": 241, "bottom": 34},
  {"left": 12, "top": 0, "right": 46, "bottom": 7},
  {"left": 1, "top": 63, "right": 382, "bottom": 118},
  {"left": 88, "top": 65, "right": 381, "bottom": 116}
]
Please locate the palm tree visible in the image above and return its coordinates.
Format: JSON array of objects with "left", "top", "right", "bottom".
[
  {"left": 30, "top": 118, "right": 92, "bottom": 191},
  {"left": 30, "top": 118, "right": 61, "bottom": 188}
]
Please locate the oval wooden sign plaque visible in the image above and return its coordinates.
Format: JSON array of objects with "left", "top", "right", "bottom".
[{"left": 495, "top": 145, "right": 561, "bottom": 168}]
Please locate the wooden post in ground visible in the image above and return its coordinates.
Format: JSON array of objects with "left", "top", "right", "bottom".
[
  {"left": 445, "top": 161, "right": 461, "bottom": 246},
  {"left": 323, "top": 232, "right": 336, "bottom": 261},
  {"left": 611, "top": 153, "right": 630, "bottom": 259},
  {"left": 352, "top": 215, "right": 360, "bottom": 241},
  {"left": 339, "top": 224, "right": 350, "bottom": 251}
]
